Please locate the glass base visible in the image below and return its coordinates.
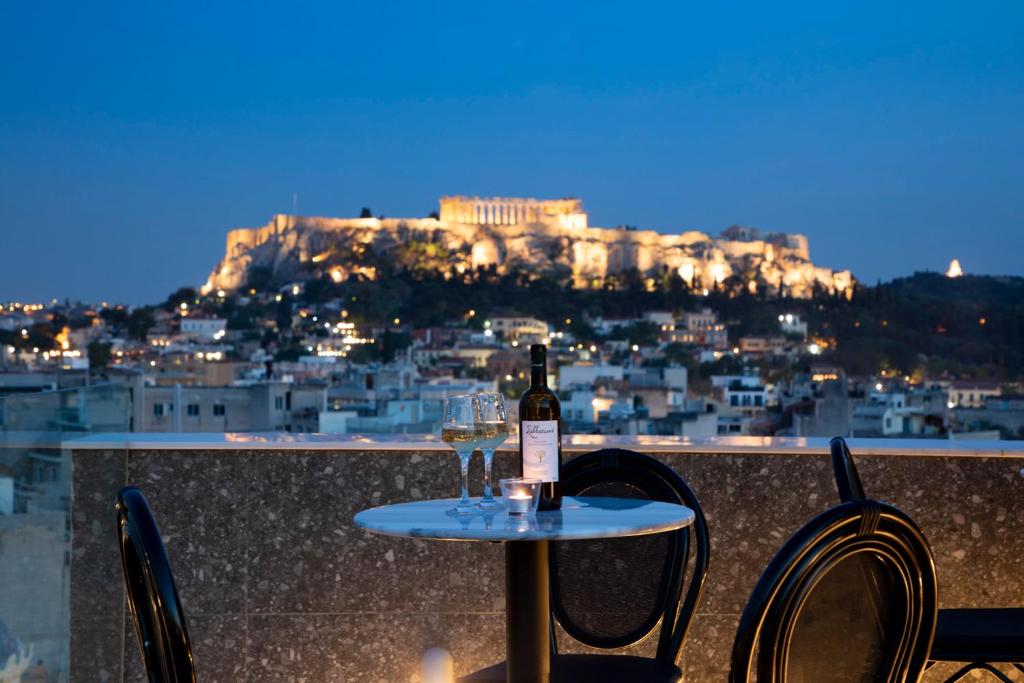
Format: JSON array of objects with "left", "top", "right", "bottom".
[
  {"left": 448, "top": 500, "right": 478, "bottom": 515},
  {"left": 476, "top": 497, "right": 503, "bottom": 511}
]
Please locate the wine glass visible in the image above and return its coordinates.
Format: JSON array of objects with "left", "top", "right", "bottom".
[
  {"left": 474, "top": 392, "right": 509, "bottom": 510},
  {"left": 441, "top": 394, "right": 482, "bottom": 514}
]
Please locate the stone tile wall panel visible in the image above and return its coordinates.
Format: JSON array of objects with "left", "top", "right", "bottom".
[{"left": 70, "top": 447, "right": 1024, "bottom": 681}]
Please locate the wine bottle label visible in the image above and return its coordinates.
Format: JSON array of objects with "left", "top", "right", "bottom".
[{"left": 521, "top": 420, "right": 559, "bottom": 482}]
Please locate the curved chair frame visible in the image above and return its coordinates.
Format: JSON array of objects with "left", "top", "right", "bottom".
[
  {"left": 829, "top": 436, "right": 866, "bottom": 502},
  {"left": 729, "top": 499, "right": 938, "bottom": 683},
  {"left": 116, "top": 486, "right": 196, "bottom": 683},
  {"left": 829, "top": 436, "right": 1024, "bottom": 683},
  {"left": 550, "top": 448, "right": 710, "bottom": 664}
]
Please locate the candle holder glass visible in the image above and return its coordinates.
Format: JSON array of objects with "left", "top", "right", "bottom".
[{"left": 499, "top": 477, "right": 541, "bottom": 515}]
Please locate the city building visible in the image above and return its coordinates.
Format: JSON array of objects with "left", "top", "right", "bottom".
[
  {"left": 782, "top": 366, "right": 852, "bottom": 437},
  {"left": 778, "top": 313, "right": 808, "bottom": 338},
  {"left": 850, "top": 391, "right": 938, "bottom": 438},
  {"left": 558, "top": 363, "right": 625, "bottom": 388},
  {"left": 952, "top": 394, "right": 1024, "bottom": 439},
  {"left": 179, "top": 317, "right": 227, "bottom": 341},
  {"left": 141, "top": 382, "right": 326, "bottom": 432},
  {"left": 486, "top": 316, "right": 549, "bottom": 342},
  {"left": 738, "top": 336, "right": 788, "bottom": 357},
  {"left": 664, "top": 308, "right": 729, "bottom": 349},
  {"left": 947, "top": 380, "right": 1001, "bottom": 408}
]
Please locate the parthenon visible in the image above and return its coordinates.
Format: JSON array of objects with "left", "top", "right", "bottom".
[{"left": 439, "top": 195, "right": 587, "bottom": 230}]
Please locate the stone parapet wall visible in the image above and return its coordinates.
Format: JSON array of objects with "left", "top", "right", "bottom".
[{"left": 70, "top": 445, "right": 1024, "bottom": 681}]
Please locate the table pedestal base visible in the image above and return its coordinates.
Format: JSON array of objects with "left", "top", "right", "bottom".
[{"left": 505, "top": 540, "right": 550, "bottom": 683}]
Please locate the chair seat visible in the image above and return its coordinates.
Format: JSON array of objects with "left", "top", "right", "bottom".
[
  {"left": 460, "top": 654, "right": 683, "bottom": 682},
  {"left": 931, "top": 608, "right": 1024, "bottom": 662}
]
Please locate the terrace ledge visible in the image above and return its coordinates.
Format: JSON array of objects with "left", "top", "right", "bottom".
[{"left": 62, "top": 432, "right": 1024, "bottom": 458}]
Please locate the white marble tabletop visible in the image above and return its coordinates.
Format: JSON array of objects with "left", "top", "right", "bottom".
[{"left": 353, "top": 496, "right": 695, "bottom": 542}]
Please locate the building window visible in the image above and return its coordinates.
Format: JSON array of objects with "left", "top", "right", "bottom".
[
  {"left": 885, "top": 418, "right": 892, "bottom": 429},
  {"left": 213, "top": 404, "right": 225, "bottom": 416},
  {"left": 187, "top": 404, "right": 200, "bottom": 417},
  {"left": 754, "top": 395, "right": 763, "bottom": 407},
  {"left": 153, "top": 404, "right": 164, "bottom": 417},
  {"left": 730, "top": 395, "right": 739, "bottom": 406},
  {"left": 274, "top": 397, "right": 284, "bottom": 410}
]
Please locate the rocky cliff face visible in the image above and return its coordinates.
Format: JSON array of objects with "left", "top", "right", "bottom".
[{"left": 203, "top": 198, "right": 852, "bottom": 298}]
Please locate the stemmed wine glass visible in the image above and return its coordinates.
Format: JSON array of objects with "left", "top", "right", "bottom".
[
  {"left": 474, "top": 392, "right": 509, "bottom": 510},
  {"left": 441, "top": 394, "right": 482, "bottom": 514}
]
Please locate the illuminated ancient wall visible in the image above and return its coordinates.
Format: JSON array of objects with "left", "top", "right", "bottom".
[{"left": 205, "top": 196, "right": 853, "bottom": 298}]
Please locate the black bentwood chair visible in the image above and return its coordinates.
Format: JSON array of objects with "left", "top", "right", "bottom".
[
  {"left": 830, "top": 437, "right": 1024, "bottom": 683},
  {"left": 116, "top": 486, "right": 197, "bottom": 683},
  {"left": 729, "top": 498, "right": 939, "bottom": 683},
  {"left": 463, "top": 448, "right": 710, "bottom": 683}
]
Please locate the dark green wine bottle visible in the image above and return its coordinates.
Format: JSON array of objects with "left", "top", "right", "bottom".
[{"left": 518, "top": 344, "right": 563, "bottom": 510}]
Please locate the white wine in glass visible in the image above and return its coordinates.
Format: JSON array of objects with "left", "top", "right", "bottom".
[
  {"left": 442, "top": 395, "right": 482, "bottom": 514},
  {"left": 474, "top": 392, "right": 509, "bottom": 510}
]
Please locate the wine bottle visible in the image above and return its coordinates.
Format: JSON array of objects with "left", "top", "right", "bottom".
[{"left": 518, "top": 343, "right": 563, "bottom": 510}]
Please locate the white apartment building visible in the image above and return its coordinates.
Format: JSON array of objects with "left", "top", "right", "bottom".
[
  {"left": 180, "top": 317, "right": 227, "bottom": 341},
  {"left": 486, "top": 316, "right": 549, "bottom": 341},
  {"left": 142, "top": 382, "right": 326, "bottom": 432},
  {"left": 738, "top": 336, "right": 787, "bottom": 357},
  {"left": 668, "top": 308, "right": 728, "bottom": 348},
  {"left": 947, "top": 380, "right": 1001, "bottom": 408},
  {"left": 778, "top": 313, "right": 809, "bottom": 337},
  {"left": 712, "top": 373, "right": 768, "bottom": 416},
  {"left": 558, "top": 363, "right": 625, "bottom": 388},
  {"left": 682, "top": 308, "right": 718, "bottom": 332}
]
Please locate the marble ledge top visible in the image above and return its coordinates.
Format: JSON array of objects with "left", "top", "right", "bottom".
[
  {"left": 53, "top": 432, "right": 1024, "bottom": 458},
  {"left": 354, "top": 496, "right": 695, "bottom": 542}
]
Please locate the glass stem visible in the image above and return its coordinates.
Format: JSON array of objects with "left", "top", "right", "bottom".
[
  {"left": 481, "top": 448, "right": 494, "bottom": 501},
  {"left": 459, "top": 452, "right": 471, "bottom": 504}
]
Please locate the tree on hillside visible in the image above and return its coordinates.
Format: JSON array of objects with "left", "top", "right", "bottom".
[
  {"left": 275, "top": 295, "right": 293, "bottom": 332},
  {"left": 100, "top": 307, "right": 128, "bottom": 329},
  {"left": 244, "top": 266, "right": 274, "bottom": 293},
  {"left": 87, "top": 341, "right": 112, "bottom": 369},
  {"left": 126, "top": 308, "right": 155, "bottom": 341},
  {"left": 164, "top": 287, "right": 197, "bottom": 311}
]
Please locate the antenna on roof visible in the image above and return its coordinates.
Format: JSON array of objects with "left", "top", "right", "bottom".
[{"left": 292, "top": 192, "right": 298, "bottom": 216}]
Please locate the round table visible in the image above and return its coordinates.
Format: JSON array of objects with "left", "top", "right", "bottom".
[{"left": 354, "top": 496, "right": 694, "bottom": 683}]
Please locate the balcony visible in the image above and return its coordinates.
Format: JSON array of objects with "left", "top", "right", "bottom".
[{"left": 59, "top": 434, "right": 1024, "bottom": 681}]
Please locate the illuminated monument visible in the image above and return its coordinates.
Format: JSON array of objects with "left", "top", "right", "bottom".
[
  {"left": 439, "top": 196, "right": 587, "bottom": 230},
  {"left": 205, "top": 195, "right": 852, "bottom": 298}
]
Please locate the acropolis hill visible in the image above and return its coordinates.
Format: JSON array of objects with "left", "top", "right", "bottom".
[{"left": 204, "top": 195, "right": 853, "bottom": 298}]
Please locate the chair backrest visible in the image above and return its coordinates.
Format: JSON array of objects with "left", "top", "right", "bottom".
[
  {"left": 116, "top": 486, "right": 196, "bottom": 683},
  {"left": 830, "top": 436, "right": 866, "bottom": 502},
  {"left": 549, "top": 448, "right": 710, "bottom": 664},
  {"left": 729, "top": 499, "right": 938, "bottom": 683}
]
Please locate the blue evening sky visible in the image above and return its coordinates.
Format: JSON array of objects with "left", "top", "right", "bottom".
[{"left": 1, "top": 2, "right": 1021, "bottom": 303}]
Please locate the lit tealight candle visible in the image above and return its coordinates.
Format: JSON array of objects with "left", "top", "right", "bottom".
[
  {"left": 500, "top": 477, "right": 540, "bottom": 515},
  {"left": 507, "top": 492, "right": 532, "bottom": 515}
]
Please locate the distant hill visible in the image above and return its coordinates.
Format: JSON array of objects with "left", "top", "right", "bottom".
[
  {"left": 820, "top": 272, "right": 1024, "bottom": 379},
  {"left": 241, "top": 256, "right": 1023, "bottom": 380}
]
